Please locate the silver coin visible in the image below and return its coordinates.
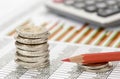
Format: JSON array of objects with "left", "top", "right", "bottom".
[
  {"left": 15, "top": 41, "right": 49, "bottom": 52},
  {"left": 78, "top": 62, "right": 113, "bottom": 73},
  {"left": 15, "top": 52, "right": 49, "bottom": 63},
  {"left": 17, "top": 48, "right": 49, "bottom": 57},
  {"left": 18, "top": 32, "right": 50, "bottom": 39},
  {"left": 81, "top": 62, "right": 109, "bottom": 70},
  {"left": 84, "top": 65, "right": 113, "bottom": 73},
  {"left": 15, "top": 59, "right": 50, "bottom": 69},
  {"left": 14, "top": 34, "right": 48, "bottom": 44},
  {"left": 16, "top": 25, "right": 50, "bottom": 38}
]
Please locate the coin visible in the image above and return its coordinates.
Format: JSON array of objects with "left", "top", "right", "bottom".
[
  {"left": 17, "top": 48, "right": 49, "bottom": 57},
  {"left": 14, "top": 34, "right": 48, "bottom": 44},
  {"left": 82, "top": 62, "right": 109, "bottom": 70},
  {"left": 16, "top": 25, "right": 49, "bottom": 38},
  {"left": 84, "top": 65, "right": 113, "bottom": 73},
  {"left": 15, "top": 52, "right": 49, "bottom": 62},
  {"left": 15, "top": 59, "right": 50, "bottom": 69},
  {"left": 78, "top": 62, "right": 113, "bottom": 73},
  {"left": 15, "top": 41, "right": 49, "bottom": 51}
]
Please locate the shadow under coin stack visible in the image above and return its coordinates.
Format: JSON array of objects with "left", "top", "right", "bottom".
[{"left": 14, "top": 24, "right": 50, "bottom": 69}]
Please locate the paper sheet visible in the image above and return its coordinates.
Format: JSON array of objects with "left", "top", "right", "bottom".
[{"left": 0, "top": 36, "right": 120, "bottom": 79}]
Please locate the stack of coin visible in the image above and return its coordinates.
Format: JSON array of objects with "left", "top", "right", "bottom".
[
  {"left": 78, "top": 62, "right": 113, "bottom": 73},
  {"left": 14, "top": 24, "right": 50, "bottom": 69}
]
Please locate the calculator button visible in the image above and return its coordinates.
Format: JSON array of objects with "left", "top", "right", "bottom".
[
  {"left": 98, "top": 8, "right": 120, "bottom": 17},
  {"left": 85, "top": 0, "right": 96, "bottom": 5},
  {"left": 53, "top": 0, "right": 64, "bottom": 3},
  {"left": 74, "top": 1, "right": 83, "bottom": 4},
  {"left": 96, "top": 0, "right": 104, "bottom": 2},
  {"left": 74, "top": 0, "right": 84, "bottom": 2},
  {"left": 73, "top": 3, "right": 85, "bottom": 9},
  {"left": 96, "top": 2, "right": 107, "bottom": 9},
  {"left": 84, "top": 5, "right": 97, "bottom": 12},
  {"left": 106, "top": 0, "right": 117, "bottom": 5},
  {"left": 64, "top": 0, "right": 74, "bottom": 5}
]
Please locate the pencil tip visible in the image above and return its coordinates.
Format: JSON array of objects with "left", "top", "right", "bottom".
[{"left": 62, "top": 58, "right": 70, "bottom": 62}]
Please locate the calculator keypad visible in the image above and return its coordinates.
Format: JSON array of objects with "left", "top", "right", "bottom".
[{"left": 61, "top": 0, "right": 120, "bottom": 17}]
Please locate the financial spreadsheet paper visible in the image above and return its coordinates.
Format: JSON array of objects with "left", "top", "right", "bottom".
[{"left": 0, "top": 36, "right": 120, "bottom": 79}]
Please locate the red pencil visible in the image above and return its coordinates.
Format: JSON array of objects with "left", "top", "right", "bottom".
[{"left": 62, "top": 51, "right": 120, "bottom": 64}]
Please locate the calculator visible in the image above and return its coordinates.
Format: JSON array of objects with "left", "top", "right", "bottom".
[{"left": 46, "top": 0, "right": 120, "bottom": 27}]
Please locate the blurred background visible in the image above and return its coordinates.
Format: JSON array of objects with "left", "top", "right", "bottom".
[
  {"left": 0, "top": 0, "right": 44, "bottom": 35},
  {"left": 0, "top": 0, "right": 120, "bottom": 48}
]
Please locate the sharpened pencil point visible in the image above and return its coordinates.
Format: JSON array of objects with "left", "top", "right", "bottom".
[{"left": 62, "top": 58, "right": 70, "bottom": 62}]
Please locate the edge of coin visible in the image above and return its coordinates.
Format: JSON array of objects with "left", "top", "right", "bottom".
[
  {"left": 15, "top": 52, "right": 49, "bottom": 62},
  {"left": 16, "top": 26, "right": 49, "bottom": 38},
  {"left": 15, "top": 59, "right": 50, "bottom": 69},
  {"left": 16, "top": 49, "right": 49, "bottom": 57},
  {"left": 14, "top": 34, "right": 48, "bottom": 44},
  {"left": 81, "top": 62, "right": 109, "bottom": 70},
  {"left": 16, "top": 41, "right": 49, "bottom": 52}
]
